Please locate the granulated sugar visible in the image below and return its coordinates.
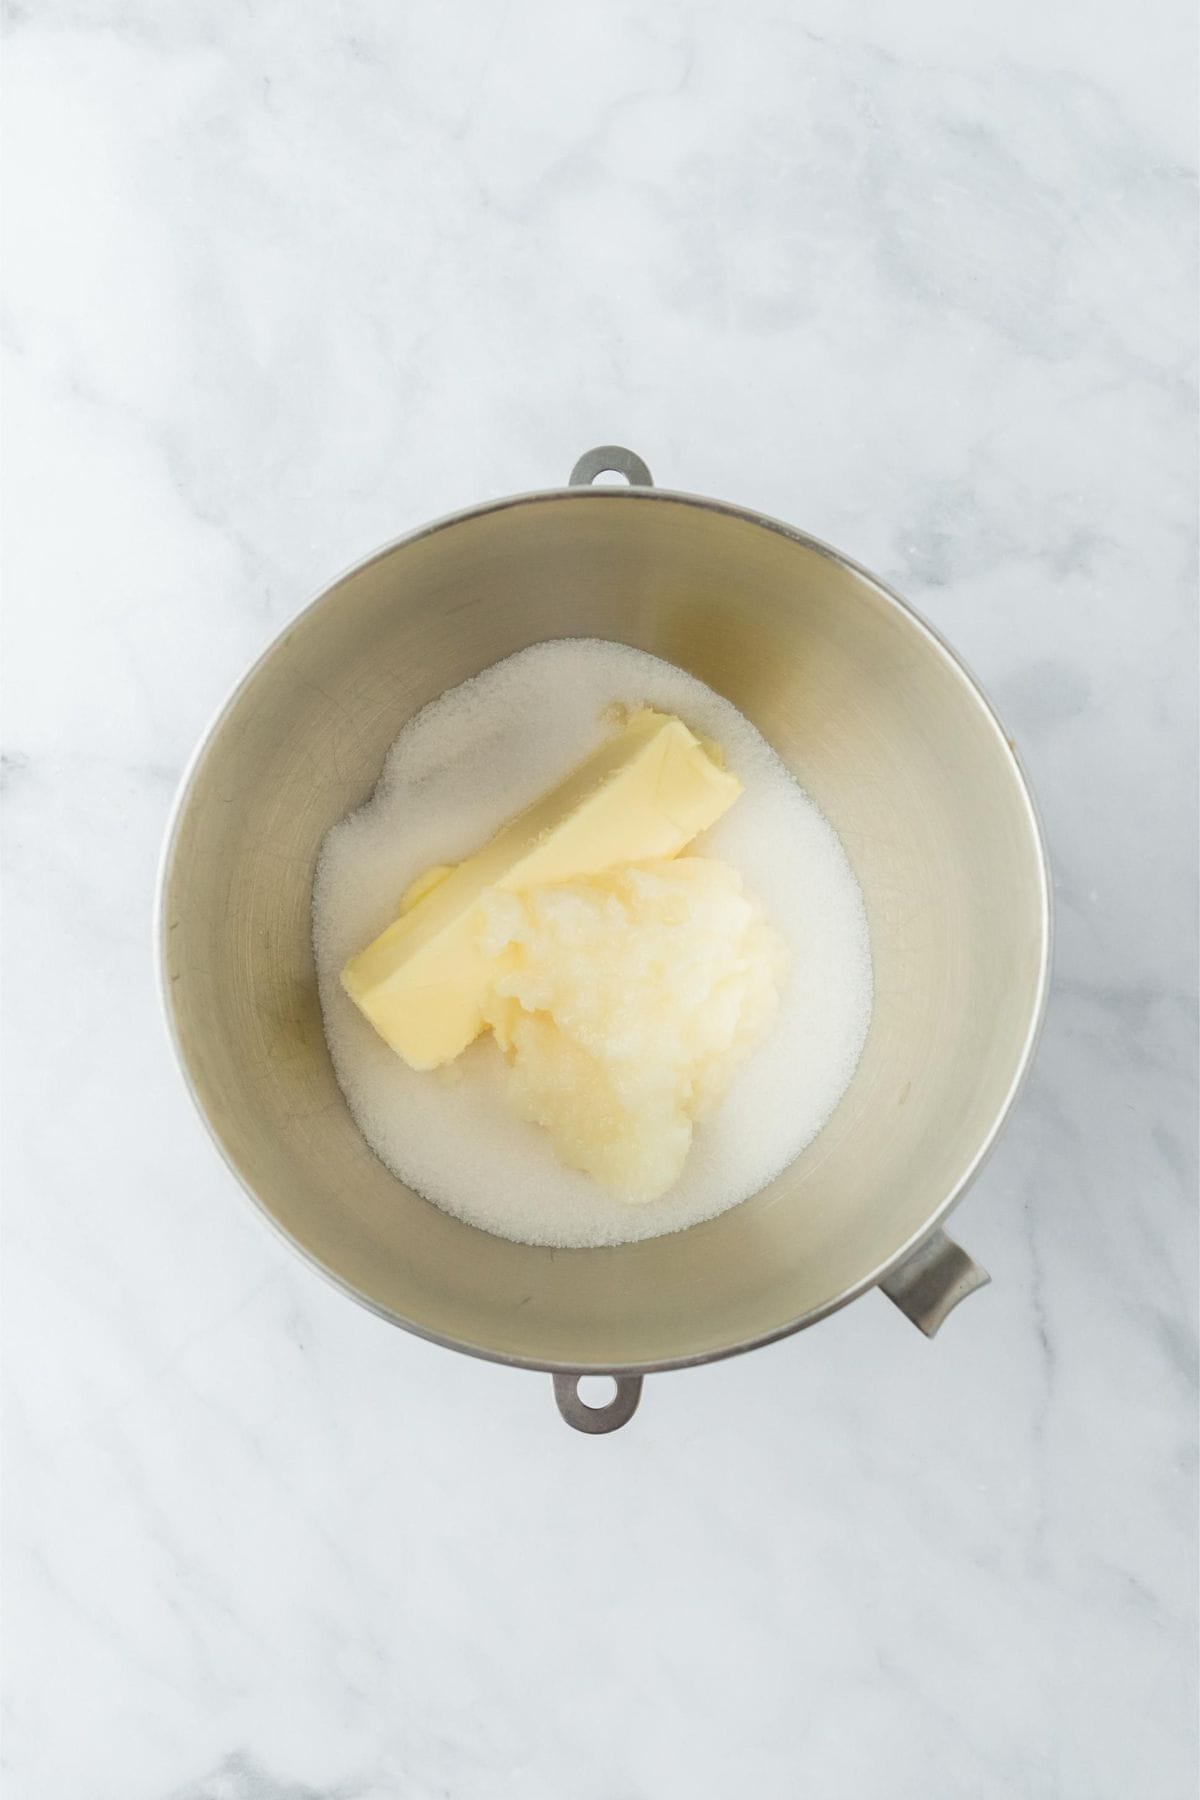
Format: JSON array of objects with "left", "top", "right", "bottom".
[{"left": 312, "top": 640, "right": 873, "bottom": 1248}]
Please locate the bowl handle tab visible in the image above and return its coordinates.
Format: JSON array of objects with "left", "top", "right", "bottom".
[
  {"left": 569, "top": 446, "right": 654, "bottom": 488},
  {"left": 879, "top": 1229, "right": 990, "bottom": 1337},
  {"left": 552, "top": 1372, "right": 644, "bottom": 1434}
]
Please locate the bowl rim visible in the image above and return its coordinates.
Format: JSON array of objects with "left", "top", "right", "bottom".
[{"left": 156, "top": 481, "right": 1054, "bottom": 1377}]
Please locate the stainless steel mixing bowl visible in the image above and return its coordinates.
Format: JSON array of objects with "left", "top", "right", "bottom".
[{"left": 159, "top": 446, "right": 1051, "bottom": 1433}]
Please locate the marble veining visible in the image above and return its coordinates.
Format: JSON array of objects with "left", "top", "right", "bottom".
[{"left": 2, "top": 1, "right": 1196, "bottom": 1795}]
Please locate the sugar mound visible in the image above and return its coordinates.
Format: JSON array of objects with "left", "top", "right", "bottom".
[{"left": 312, "top": 639, "right": 873, "bottom": 1248}]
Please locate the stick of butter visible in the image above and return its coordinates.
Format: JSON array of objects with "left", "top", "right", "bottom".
[{"left": 340, "top": 708, "right": 742, "bottom": 1069}]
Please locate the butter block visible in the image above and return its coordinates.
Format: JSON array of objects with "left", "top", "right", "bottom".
[{"left": 341, "top": 709, "right": 742, "bottom": 1068}]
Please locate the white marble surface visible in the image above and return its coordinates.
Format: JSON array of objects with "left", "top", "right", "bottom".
[{"left": 3, "top": 2, "right": 1197, "bottom": 1795}]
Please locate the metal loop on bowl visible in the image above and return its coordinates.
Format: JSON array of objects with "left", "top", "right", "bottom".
[
  {"left": 569, "top": 445, "right": 654, "bottom": 488},
  {"left": 552, "top": 1372, "right": 643, "bottom": 1433}
]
